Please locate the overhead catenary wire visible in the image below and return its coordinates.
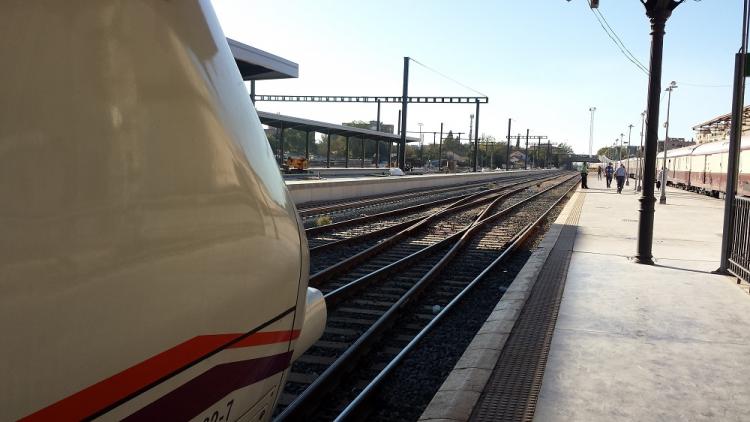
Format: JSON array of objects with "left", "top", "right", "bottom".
[
  {"left": 593, "top": 8, "right": 650, "bottom": 74},
  {"left": 408, "top": 57, "right": 488, "bottom": 98},
  {"left": 585, "top": 2, "right": 649, "bottom": 75},
  {"left": 584, "top": 0, "right": 730, "bottom": 89}
]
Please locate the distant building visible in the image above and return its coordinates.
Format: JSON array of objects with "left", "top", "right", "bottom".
[
  {"left": 692, "top": 105, "right": 750, "bottom": 144},
  {"left": 368, "top": 121, "right": 394, "bottom": 134},
  {"left": 657, "top": 137, "right": 695, "bottom": 152}
]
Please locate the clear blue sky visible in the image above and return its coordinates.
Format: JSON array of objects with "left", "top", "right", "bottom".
[{"left": 212, "top": 0, "right": 743, "bottom": 154}]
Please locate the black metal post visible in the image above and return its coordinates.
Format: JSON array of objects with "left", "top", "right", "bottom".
[
  {"left": 473, "top": 100, "right": 480, "bottom": 172},
  {"left": 305, "top": 130, "right": 310, "bottom": 161},
  {"left": 279, "top": 124, "right": 284, "bottom": 167},
  {"left": 399, "top": 57, "right": 409, "bottom": 170},
  {"left": 636, "top": 0, "right": 682, "bottom": 265},
  {"left": 361, "top": 137, "right": 365, "bottom": 167},
  {"left": 345, "top": 136, "right": 349, "bottom": 168},
  {"left": 376, "top": 100, "right": 381, "bottom": 132},
  {"left": 439, "top": 122, "right": 444, "bottom": 171},
  {"left": 396, "top": 109, "right": 401, "bottom": 168},
  {"left": 720, "top": 51, "right": 748, "bottom": 271},
  {"left": 376, "top": 141, "right": 380, "bottom": 168},
  {"left": 376, "top": 100, "right": 381, "bottom": 169},
  {"left": 546, "top": 140, "right": 551, "bottom": 168},
  {"left": 250, "top": 80, "right": 256, "bottom": 104},
  {"left": 326, "top": 132, "right": 331, "bottom": 168},
  {"left": 388, "top": 141, "right": 392, "bottom": 168},
  {"left": 537, "top": 138, "right": 541, "bottom": 168},
  {"left": 432, "top": 132, "right": 436, "bottom": 168},
  {"left": 637, "top": 111, "right": 645, "bottom": 192},
  {"left": 505, "top": 118, "right": 512, "bottom": 171},
  {"left": 525, "top": 129, "right": 529, "bottom": 169}
]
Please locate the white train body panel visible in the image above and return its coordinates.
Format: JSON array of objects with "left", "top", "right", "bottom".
[{"left": 0, "top": 1, "right": 323, "bottom": 421}]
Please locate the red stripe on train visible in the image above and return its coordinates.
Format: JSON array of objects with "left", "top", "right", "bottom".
[{"left": 20, "top": 329, "right": 300, "bottom": 421}]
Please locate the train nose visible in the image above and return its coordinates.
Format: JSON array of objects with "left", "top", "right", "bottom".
[{"left": 293, "top": 287, "right": 326, "bottom": 361}]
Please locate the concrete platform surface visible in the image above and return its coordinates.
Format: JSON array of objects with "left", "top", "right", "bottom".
[
  {"left": 285, "top": 169, "right": 540, "bottom": 205},
  {"left": 534, "top": 176, "right": 750, "bottom": 421}
]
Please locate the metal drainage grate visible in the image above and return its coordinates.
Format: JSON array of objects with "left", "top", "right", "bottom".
[{"left": 470, "top": 192, "right": 584, "bottom": 422}]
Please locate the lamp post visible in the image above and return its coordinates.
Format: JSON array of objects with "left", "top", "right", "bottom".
[
  {"left": 636, "top": 0, "right": 684, "bottom": 265},
  {"left": 659, "top": 80, "right": 677, "bottom": 205},
  {"left": 589, "top": 107, "right": 596, "bottom": 158},
  {"left": 636, "top": 110, "right": 646, "bottom": 192}
]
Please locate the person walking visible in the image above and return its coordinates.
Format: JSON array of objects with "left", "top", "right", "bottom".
[
  {"left": 597, "top": 165, "right": 603, "bottom": 180},
  {"left": 615, "top": 163, "right": 627, "bottom": 193},
  {"left": 580, "top": 163, "right": 589, "bottom": 189},
  {"left": 605, "top": 162, "right": 614, "bottom": 188},
  {"left": 656, "top": 168, "right": 664, "bottom": 190}
]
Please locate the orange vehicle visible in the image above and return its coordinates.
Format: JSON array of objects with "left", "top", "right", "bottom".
[{"left": 287, "top": 156, "right": 309, "bottom": 171}]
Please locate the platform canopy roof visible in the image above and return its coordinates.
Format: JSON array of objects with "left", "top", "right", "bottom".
[
  {"left": 692, "top": 105, "right": 750, "bottom": 134},
  {"left": 227, "top": 38, "right": 298, "bottom": 80},
  {"left": 257, "top": 111, "right": 420, "bottom": 143}
]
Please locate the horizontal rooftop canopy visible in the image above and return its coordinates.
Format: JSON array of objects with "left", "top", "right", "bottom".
[
  {"left": 692, "top": 105, "right": 750, "bottom": 133},
  {"left": 257, "top": 111, "right": 420, "bottom": 143},
  {"left": 227, "top": 38, "right": 298, "bottom": 80}
]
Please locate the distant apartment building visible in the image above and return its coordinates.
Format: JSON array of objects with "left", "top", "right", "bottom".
[
  {"left": 368, "top": 121, "right": 394, "bottom": 134},
  {"left": 692, "top": 105, "right": 750, "bottom": 144},
  {"left": 657, "top": 137, "right": 695, "bottom": 152}
]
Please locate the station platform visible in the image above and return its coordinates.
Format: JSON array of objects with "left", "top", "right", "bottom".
[
  {"left": 420, "top": 175, "right": 750, "bottom": 421},
  {"left": 285, "top": 169, "right": 539, "bottom": 205}
]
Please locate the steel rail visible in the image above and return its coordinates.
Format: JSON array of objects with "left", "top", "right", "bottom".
[
  {"left": 276, "top": 174, "right": 577, "bottom": 420},
  {"left": 322, "top": 173, "right": 567, "bottom": 305},
  {"left": 334, "top": 179, "right": 579, "bottom": 421},
  {"left": 297, "top": 173, "right": 534, "bottom": 218},
  {"left": 307, "top": 174, "right": 561, "bottom": 287},
  {"left": 306, "top": 174, "right": 551, "bottom": 252}
]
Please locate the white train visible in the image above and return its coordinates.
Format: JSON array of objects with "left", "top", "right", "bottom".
[
  {"left": 622, "top": 137, "right": 750, "bottom": 197},
  {"left": 0, "top": 2, "right": 325, "bottom": 421}
]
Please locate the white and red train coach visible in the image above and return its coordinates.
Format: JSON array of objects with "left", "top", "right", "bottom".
[{"left": 623, "top": 137, "right": 750, "bottom": 197}]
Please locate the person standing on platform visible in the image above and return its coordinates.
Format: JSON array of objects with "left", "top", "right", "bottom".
[
  {"left": 580, "top": 163, "right": 589, "bottom": 189},
  {"left": 605, "top": 162, "right": 614, "bottom": 188},
  {"left": 615, "top": 163, "right": 627, "bottom": 193},
  {"left": 597, "top": 165, "right": 602, "bottom": 180}
]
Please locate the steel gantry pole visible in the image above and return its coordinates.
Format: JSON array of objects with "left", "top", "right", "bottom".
[
  {"left": 659, "top": 81, "right": 677, "bottom": 204},
  {"left": 473, "top": 100, "right": 480, "bottom": 172},
  {"left": 720, "top": 0, "right": 750, "bottom": 272},
  {"left": 344, "top": 136, "right": 349, "bottom": 168},
  {"left": 525, "top": 129, "right": 530, "bottom": 169},
  {"left": 399, "top": 57, "right": 409, "bottom": 170},
  {"left": 375, "top": 100, "right": 381, "bottom": 168},
  {"left": 438, "top": 122, "right": 444, "bottom": 171},
  {"left": 637, "top": 111, "right": 646, "bottom": 192},
  {"left": 432, "top": 132, "right": 436, "bottom": 168},
  {"left": 636, "top": 0, "right": 683, "bottom": 265},
  {"left": 505, "top": 118, "right": 512, "bottom": 171},
  {"left": 326, "top": 131, "right": 331, "bottom": 168},
  {"left": 418, "top": 122, "right": 424, "bottom": 167}
]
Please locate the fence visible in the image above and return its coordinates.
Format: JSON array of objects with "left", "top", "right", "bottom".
[{"left": 728, "top": 195, "right": 750, "bottom": 283}]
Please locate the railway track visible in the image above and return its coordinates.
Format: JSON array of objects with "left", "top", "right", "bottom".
[
  {"left": 306, "top": 173, "right": 559, "bottom": 276},
  {"left": 297, "top": 172, "right": 544, "bottom": 227},
  {"left": 275, "top": 172, "right": 579, "bottom": 420}
]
